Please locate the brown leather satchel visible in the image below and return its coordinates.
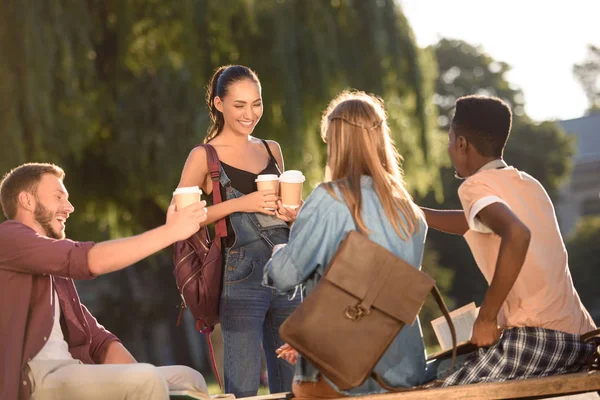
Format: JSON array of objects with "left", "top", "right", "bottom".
[
  {"left": 173, "top": 143, "right": 227, "bottom": 332},
  {"left": 279, "top": 230, "right": 457, "bottom": 391}
]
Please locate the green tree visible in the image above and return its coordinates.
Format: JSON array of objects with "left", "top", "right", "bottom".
[
  {"left": 567, "top": 216, "right": 600, "bottom": 321},
  {"left": 423, "top": 38, "right": 575, "bottom": 306},
  {"left": 433, "top": 39, "right": 525, "bottom": 131},
  {"left": 0, "top": 0, "right": 444, "bottom": 368},
  {"left": 574, "top": 44, "right": 600, "bottom": 114}
]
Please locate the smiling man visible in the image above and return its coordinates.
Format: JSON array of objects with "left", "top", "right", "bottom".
[{"left": 0, "top": 163, "right": 210, "bottom": 400}]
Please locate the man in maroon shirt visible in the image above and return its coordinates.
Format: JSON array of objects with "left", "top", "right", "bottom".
[{"left": 0, "top": 163, "right": 210, "bottom": 400}]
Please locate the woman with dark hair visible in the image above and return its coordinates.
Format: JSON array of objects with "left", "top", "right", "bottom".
[{"left": 174, "top": 65, "right": 298, "bottom": 397}]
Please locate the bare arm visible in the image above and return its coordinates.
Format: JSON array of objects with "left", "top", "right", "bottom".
[
  {"left": 101, "top": 341, "right": 137, "bottom": 364},
  {"left": 174, "top": 146, "right": 278, "bottom": 221},
  {"left": 87, "top": 203, "right": 207, "bottom": 276},
  {"left": 470, "top": 202, "right": 531, "bottom": 346},
  {"left": 420, "top": 207, "right": 469, "bottom": 235}
]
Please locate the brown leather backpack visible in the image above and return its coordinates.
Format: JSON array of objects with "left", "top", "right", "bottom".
[
  {"left": 173, "top": 143, "right": 226, "bottom": 331},
  {"left": 279, "top": 229, "right": 457, "bottom": 391}
]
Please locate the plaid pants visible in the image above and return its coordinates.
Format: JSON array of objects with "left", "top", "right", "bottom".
[{"left": 442, "top": 327, "right": 595, "bottom": 386}]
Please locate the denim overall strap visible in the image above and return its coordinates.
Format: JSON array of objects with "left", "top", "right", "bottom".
[{"left": 218, "top": 166, "right": 288, "bottom": 250}]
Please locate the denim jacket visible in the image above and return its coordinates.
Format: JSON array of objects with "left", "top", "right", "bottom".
[{"left": 264, "top": 176, "right": 428, "bottom": 396}]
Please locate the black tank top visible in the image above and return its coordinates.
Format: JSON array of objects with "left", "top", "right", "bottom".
[
  {"left": 219, "top": 140, "right": 281, "bottom": 194},
  {"left": 210, "top": 140, "right": 281, "bottom": 242}
]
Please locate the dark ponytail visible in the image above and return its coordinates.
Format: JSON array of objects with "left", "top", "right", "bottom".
[{"left": 204, "top": 65, "right": 261, "bottom": 143}]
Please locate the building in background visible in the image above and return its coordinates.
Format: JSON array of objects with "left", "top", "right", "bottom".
[{"left": 556, "top": 113, "right": 600, "bottom": 236}]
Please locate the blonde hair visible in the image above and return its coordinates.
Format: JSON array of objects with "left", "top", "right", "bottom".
[{"left": 321, "top": 91, "right": 422, "bottom": 240}]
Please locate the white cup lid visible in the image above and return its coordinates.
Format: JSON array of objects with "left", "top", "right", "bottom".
[
  {"left": 173, "top": 186, "right": 202, "bottom": 195},
  {"left": 255, "top": 174, "right": 280, "bottom": 182},
  {"left": 279, "top": 170, "right": 305, "bottom": 183}
]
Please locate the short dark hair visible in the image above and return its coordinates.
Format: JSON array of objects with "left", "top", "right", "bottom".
[
  {"left": 0, "top": 163, "right": 65, "bottom": 219},
  {"left": 451, "top": 95, "right": 512, "bottom": 157}
]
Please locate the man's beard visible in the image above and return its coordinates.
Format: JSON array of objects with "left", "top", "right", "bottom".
[{"left": 34, "top": 202, "right": 64, "bottom": 239}]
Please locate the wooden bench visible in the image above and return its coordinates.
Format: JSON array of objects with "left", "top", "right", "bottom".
[
  {"left": 330, "top": 371, "right": 600, "bottom": 400},
  {"left": 172, "top": 371, "right": 600, "bottom": 399}
]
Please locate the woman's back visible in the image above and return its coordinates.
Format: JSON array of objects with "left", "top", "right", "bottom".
[
  {"left": 267, "top": 176, "right": 428, "bottom": 394},
  {"left": 353, "top": 177, "right": 426, "bottom": 269},
  {"left": 266, "top": 90, "right": 429, "bottom": 397},
  {"left": 324, "top": 177, "right": 428, "bottom": 393}
]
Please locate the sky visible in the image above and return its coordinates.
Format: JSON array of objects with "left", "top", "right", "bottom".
[{"left": 399, "top": 0, "right": 600, "bottom": 122}]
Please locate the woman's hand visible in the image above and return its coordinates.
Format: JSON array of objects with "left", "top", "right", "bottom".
[
  {"left": 236, "top": 190, "right": 279, "bottom": 215},
  {"left": 276, "top": 343, "right": 298, "bottom": 365},
  {"left": 275, "top": 199, "right": 304, "bottom": 224}
]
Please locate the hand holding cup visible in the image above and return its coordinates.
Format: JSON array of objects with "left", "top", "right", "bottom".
[
  {"left": 279, "top": 170, "right": 305, "bottom": 210},
  {"left": 275, "top": 199, "right": 304, "bottom": 223},
  {"left": 166, "top": 201, "right": 208, "bottom": 241},
  {"left": 238, "top": 190, "right": 278, "bottom": 215}
]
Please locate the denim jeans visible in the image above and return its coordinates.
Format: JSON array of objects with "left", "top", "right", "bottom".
[{"left": 218, "top": 170, "right": 299, "bottom": 398}]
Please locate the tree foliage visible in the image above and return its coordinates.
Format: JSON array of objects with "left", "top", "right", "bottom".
[
  {"left": 567, "top": 216, "right": 600, "bottom": 321},
  {"left": 0, "top": 0, "right": 443, "bottom": 368},
  {"left": 574, "top": 44, "right": 600, "bottom": 114}
]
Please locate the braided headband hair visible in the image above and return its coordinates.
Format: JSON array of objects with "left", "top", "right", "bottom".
[{"left": 328, "top": 116, "right": 383, "bottom": 131}]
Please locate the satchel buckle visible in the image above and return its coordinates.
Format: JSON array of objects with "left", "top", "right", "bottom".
[{"left": 345, "top": 304, "right": 370, "bottom": 321}]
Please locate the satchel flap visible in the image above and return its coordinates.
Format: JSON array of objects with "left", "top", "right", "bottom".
[{"left": 325, "top": 231, "right": 434, "bottom": 325}]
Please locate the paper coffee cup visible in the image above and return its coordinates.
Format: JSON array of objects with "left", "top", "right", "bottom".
[
  {"left": 255, "top": 174, "right": 279, "bottom": 210},
  {"left": 173, "top": 186, "right": 202, "bottom": 210},
  {"left": 279, "top": 170, "right": 305, "bottom": 209}
]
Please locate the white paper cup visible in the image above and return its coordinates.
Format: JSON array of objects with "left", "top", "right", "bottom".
[
  {"left": 173, "top": 186, "right": 202, "bottom": 210},
  {"left": 255, "top": 174, "right": 279, "bottom": 210},
  {"left": 279, "top": 170, "right": 305, "bottom": 209}
]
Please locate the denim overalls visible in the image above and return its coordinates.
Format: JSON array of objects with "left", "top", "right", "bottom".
[{"left": 218, "top": 168, "right": 299, "bottom": 398}]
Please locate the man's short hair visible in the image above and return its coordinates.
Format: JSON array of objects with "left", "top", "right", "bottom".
[
  {"left": 452, "top": 95, "right": 513, "bottom": 157},
  {"left": 0, "top": 163, "right": 65, "bottom": 219}
]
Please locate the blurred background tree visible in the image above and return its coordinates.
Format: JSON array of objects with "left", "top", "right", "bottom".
[
  {"left": 0, "top": 0, "right": 450, "bottom": 375},
  {"left": 0, "top": 0, "right": 592, "bottom": 384},
  {"left": 566, "top": 216, "right": 600, "bottom": 321},
  {"left": 574, "top": 44, "right": 600, "bottom": 114}
]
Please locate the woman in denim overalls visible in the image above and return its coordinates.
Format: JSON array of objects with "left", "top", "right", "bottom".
[{"left": 175, "top": 65, "right": 299, "bottom": 397}]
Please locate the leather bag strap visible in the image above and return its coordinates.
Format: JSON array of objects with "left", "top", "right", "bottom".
[{"left": 197, "top": 144, "right": 227, "bottom": 240}]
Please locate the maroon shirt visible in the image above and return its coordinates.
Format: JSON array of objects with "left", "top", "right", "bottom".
[{"left": 0, "top": 220, "right": 120, "bottom": 400}]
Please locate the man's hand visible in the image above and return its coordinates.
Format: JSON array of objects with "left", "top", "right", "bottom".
[
  {"left": 276, "top": 343, "right": 298, "bottom": 365},
  {"left": 470, "top": 314, "right": 501, "bottom": 347},
  {"left": 165, "top": 201, "right": 208, "bottom": 241}
]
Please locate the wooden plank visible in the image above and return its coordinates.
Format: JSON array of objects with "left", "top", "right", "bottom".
[{"left": 332, "top": 371, "right": 600, "bottom": 400}]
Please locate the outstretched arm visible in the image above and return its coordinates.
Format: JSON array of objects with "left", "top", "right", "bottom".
[
  {"left": 0, "top": 203, "right": 207, "bottom": 278},
  {"left": 421, "top": 207, "right": 469, "bottom": 235},
  {"left": 87, "top": 202, "right": 206, "bottom": 276}
]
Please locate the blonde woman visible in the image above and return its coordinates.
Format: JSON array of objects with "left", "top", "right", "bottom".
[{"left": 264, "top": 91, "right": 428, "bottom": 398}]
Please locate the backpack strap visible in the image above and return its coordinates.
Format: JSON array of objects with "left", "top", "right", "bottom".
[
  {"left": 430, "top": 285, "right": 458, "bottom": 377},
  {"left": 197, "top": 144, "right": 227, "bottom": 240}
]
